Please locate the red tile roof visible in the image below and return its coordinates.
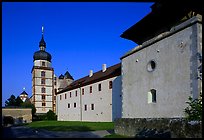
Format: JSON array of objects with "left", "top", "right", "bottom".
[{"left": 56, "top": 63, "right": 121, "bottom": 94}]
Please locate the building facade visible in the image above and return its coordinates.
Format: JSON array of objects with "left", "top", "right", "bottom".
[
  {"left": 56, "top": 63, "right": 122, "bottom": 122},
  {"left": 120, "top": 2, "right": 202, "bottom": 118},
  {"left": 31, "top": 27, "right": 54, "bottom": 114}
]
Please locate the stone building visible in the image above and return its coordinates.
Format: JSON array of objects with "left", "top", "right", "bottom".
[
  {"left": 31, "top": 27, "right": 54, "bottom": 114},
  {"left": 120, "top": 1, "right": 202, "bottom": 118},
  {"left": 56, "top": 63, "right": 122, "bottom": 122}
]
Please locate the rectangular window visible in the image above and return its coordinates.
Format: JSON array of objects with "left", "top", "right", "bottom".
[
  {"left": 41, "top": 71, "right": 45, "bottom": 77},
  {"left": 91, "top": 104, "right": 94, "bottom": 110},
  {"left": 74, "top": 103, "right": 76, "bottom": 108},
  {"left": 41, "top": 78, "right": 45, "bottom": 84},
  {"left": 98, "top": 83, "right": 101, "bottom": 91},
  {"left": 60, "top": 95, "right": 62, "bottom": 100},
  {"left": 109, "top": 81, "right": 112, "bottom": 89},
  {"left": 42, "top": 102, "right": 46, "bottom": 106},
  {"left": 68, "top": 103, "right": 70, "bottom": 108},
  {"left": 55, "top": 89, "right": 57, "bottom": 94},
  {"left": 82, "top": 88, "right": 84, "bottom": 95},
  {"left": 148, "top": 89, "right": 157, "bottom": 103},
  {"left": 70, "top": 92, "right": 72, "bottom": 98},
  {"left": 84, "top": 104, "right": 87, "bottom": 111},
  {"left": 90, "top": 86, "right": 92, "bottom": 93},
  {"left": 42, "top": 95, "right": 46, "bottom": 100},
  {"left": 42, "top": 61, "right": 45, "bottom": 66},
  {"left": 65, "top": 94, "right": 67, "bottom": 99},
  {"left": 41, "top": 87, "right": 46, "bottom": 93},
  {"left": 75, "top": 90, "right": 77, "bottom": 97}
]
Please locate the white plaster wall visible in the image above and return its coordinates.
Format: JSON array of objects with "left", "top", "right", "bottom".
[
  {"left": 57, "top": 89, "right": 80, "bottom": 121},
  {"left": 34, "top": 60, "right": 51, "bottom": 67},
  {"left": 57, "top": 76, "right": 122, "bottom": 122},
  {"left": 122, "top": 24, "right": 195, "bottom": 118}
]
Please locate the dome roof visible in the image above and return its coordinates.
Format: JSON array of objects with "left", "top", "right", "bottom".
[{"left": 33, "top": 50, "right": 52, "bottom": 62}]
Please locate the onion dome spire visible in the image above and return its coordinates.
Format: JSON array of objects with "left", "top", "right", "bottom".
[{"left": 39, "top": 25, "right": 46, "bottom": 51}]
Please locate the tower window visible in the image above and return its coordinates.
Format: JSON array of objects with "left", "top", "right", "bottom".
[
  {"left": 41, "top": 71, "right": 45, "bottom": 77},
  {"left": 42, "top": 102, "right": 46, "bottom": 106},
  {"left": 68, "top": 103, "right": 70, "bottom": 108},
  {"left": 42, "top": 61, "right": 45, "bottom": 66},
  {"left": 148, "top": 89, "right": 157, "bottom": 103},
  {"left": 65, "top": 94, "right": 67, "bottom": 99},
  {"left": 41, "top": 78, "right": 45, "bottom": 84},
  {"left": 74, "top": 103, "right": 76, "bottom": 108},
  {"left": 75, "top": 90, "right": 77, "bottom": 97},
  {"left": 55, "top": 89, "right": 57, "bottom": 94},
  {"left": 42, "top": 87, "right": 46, "bottom": 93},
  {"left": 109, "top": 81, "right": 112, "bottom": 89},
  {"left": 60, "top": 95, "right": 62, "bottom": 100},
  {"left": 42, "top": 95, "right": 46, "bottom": 100},
  {"left": 70, "top": 92, "right": 72, "bottom": 98},
  {"left": 98, "top": 83, "right": 101, "bottom": 91}
]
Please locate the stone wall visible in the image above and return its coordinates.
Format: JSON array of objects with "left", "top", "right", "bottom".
[
  {"left": 2, "top": 108, "right": 32, "bottom": 125},
  {"left": 114, "top": 118, "right": 202, "bottom": 138}
]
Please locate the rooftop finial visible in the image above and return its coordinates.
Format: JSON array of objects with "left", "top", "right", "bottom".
[
  {"left": 42, "top": 25, "right": 44, "bottom": 35},
  {"left": 23, "top": 87, "right": 26, "bottom": 91}
]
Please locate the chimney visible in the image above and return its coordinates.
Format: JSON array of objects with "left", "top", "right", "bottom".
[
  {"left": 102, "top": 64, "right": 106, "bottom": 72},
  {"left": 89, "top": 70, "right": 93, "bottom": 77}
]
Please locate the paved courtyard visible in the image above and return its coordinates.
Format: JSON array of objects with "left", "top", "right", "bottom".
[{"left": 3, "top": 125, "right": 114, "bottom": 138}]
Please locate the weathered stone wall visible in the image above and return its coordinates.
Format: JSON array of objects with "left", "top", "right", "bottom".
[
  {"left": 2, "top": 108, "right": 32, "bottom": 124},
  {"left": 114, "top": 118, "right": 202, "bottom": 138}
]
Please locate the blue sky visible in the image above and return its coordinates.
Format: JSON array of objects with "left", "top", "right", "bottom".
[{"left": 2, "top": 2, "right": 153, "bottom": 106}]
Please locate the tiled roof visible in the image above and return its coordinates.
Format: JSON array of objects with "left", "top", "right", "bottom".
[{"left": 56, "top": 63, "right": 121, "bottom": 94}]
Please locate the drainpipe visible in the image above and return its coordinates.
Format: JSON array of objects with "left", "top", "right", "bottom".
[{"left": 79, "top": 83, "right": 82, "bottom": 121}]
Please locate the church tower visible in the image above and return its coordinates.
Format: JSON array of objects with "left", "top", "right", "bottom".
[{"left": 31, "top": 26, "right": 54, "bottom": 114}]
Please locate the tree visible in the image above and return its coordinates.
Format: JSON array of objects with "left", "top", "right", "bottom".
[
  {"left": 46, "top": 110, "right": 57, "bottom": 120},
  {"left": 15, "top": 96, "right": 23, "bottom": 106},
  {"left": 184, "top": 95, "right": 202, "bottom": 121},
  {"left": 5, "top": 95, "right": 17, "bottom": 107},
  {"left": 20, "top": 100, "right": 36, "bottom": 115},
  {"left": 5, "top": 95, "right": 23, "bottom": 107}
]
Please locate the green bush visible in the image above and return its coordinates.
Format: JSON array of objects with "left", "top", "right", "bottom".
[
  {"left": 184, "top": 95, "right": 202, "bottom": 121},
  {"left": 3, "top": 116, "right": 14, "bottom": 126},
  {"left": 46, "top": 110, "right": 57, "bottom": 120}
]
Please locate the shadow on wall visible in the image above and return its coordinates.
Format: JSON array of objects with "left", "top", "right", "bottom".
[{"left": 112, "top": 76, "right": 122, "bottom": 121}]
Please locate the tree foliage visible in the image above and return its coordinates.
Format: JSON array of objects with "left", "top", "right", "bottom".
[
  {"left": 184, "top": 95, "right": 202, "bottom": 121},
  {"left": 46, "top": 110, "right": 57, "bottom": 120},
  {"left": 5, "top": 94, "right": 23, "bottom": 107}
]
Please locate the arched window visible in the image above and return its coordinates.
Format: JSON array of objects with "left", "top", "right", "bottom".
[{"left": 148, "top": 89, "right": 156, "bottom": 103}]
